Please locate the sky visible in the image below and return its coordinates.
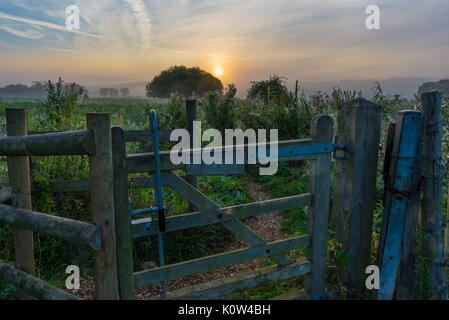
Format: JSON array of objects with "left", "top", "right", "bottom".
[{"left": 0, "top": 0, "right": 448, "bottom": 93}]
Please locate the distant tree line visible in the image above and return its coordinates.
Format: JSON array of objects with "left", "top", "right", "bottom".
[
  {"left": 99, "top": 87, "right": 130, "bottom": 98},
  {"left": 0, "top": 82, "right": 47, "bottom": 98}
]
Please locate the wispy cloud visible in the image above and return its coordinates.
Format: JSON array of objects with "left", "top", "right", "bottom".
[
  {"left": 0, "top": 25, "right": 44, "bottom": 39},
  {"left": 124, "top": 0, "right": 152, "bottom": 47},
  {"left": 0, "top": 11, "right": 103, "bottom": 39}
]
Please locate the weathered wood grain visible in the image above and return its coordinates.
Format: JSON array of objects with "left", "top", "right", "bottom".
[
  {"left": 126, "top": 138, "right": 322, "bottom": 174},
  {"left": 134, "top": 235, "right": 310, "bottom": 286},
  {"left": 377, "top": 111, "right": 423, "bottom": 300},
  {"left": 6, "top": 108, "right": 35, "bottom": 278},
  {"left": 421, "top": 92, "right": 448, "bottom": 299},
  {"left": 112, "top": 126, "right": 135, "bottom": 300},
  {"left": 0, "top": 204, "right": 101, "bottom": 251},
  {"left": 396, "top": 117, "right": 423, "bottom": 300},
  {"left": 87, "top": 113, "right": 119, "bottom": 300},
  {"left": 0, "top": 130, "right": 94, "bottom": 156},
  {"left": 305, "top": 114, "right": 333, "bottom": 299},
  {"left": 161, "top": 171, "right": 293, "bottom": 266},
  {"left": 148, "top": 259, "right": 311, "bottom": 300},
  {"left": 132, "top": 194, "right": 312, "bottom": 237},
  {"left": 331, "top": 99, "right": 381, "bottom": 297},
  {"left": 0, "top": 261, "right": 81, "bottom": 300}
]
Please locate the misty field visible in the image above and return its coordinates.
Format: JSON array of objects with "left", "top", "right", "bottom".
[{"left": 0, "top": 84, "right": 447, "bottom": 299}]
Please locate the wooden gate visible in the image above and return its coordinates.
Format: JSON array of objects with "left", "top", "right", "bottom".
[{"left": 113, "top": 114, "right": 334, "bottom": 300}]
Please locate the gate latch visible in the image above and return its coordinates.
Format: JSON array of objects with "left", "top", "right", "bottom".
[{"left": 333, "top": 136, "right": 348, "bottom": 160}]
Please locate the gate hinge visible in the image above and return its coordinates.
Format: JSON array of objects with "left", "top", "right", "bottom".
[{"left": 333, "top": 136, "right": 348, "bottom": 160}]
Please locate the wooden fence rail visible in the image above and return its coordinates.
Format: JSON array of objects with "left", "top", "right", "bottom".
[
  {"left": 0, "top": 130, "right": 94, "bottom": 156},
  {"left": 0, "top": 204, "right": 101, "bottom": 251},
  {"left": 134, "top": 235, "right": 310, "bottom": 287},
  {"left": 0, "top": 261, "right": 81, "bottom": 300},
  {"left": 0, "top": 109, "right": 118, "bottom": 300},
  {"left": 110, "top": 112, "right": 334, "bottom": 300},
  {"left": 131, "top": 194, "right": 311, "bottom": 237},
  {"left": 125, "top": 138, "right": 331, "bottom": 174}
]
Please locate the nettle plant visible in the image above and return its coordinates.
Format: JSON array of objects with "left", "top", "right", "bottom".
[
  {"left": 33, "top": 77, "right": 87, "bottom": 132},
  {"left": 31, "top": 78, "right": 89, "bottom": 200}
]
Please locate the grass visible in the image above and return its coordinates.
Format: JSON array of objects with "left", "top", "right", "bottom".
[{"left": 1, "top": 85, "right": 447, "bottom": 300}]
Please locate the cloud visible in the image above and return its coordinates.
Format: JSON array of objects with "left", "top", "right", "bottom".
[
  {"left": 0, "top": 25, "right": 44, "bottom": 39},
  {"left": 0, "top": 11, "right": 103, "bottom": 39},
  {"left": 124, "top": 0, "right": 152, "bottom": 47}
]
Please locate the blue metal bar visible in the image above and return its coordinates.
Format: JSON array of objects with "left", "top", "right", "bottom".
[{"left": 149, "top": 109, "right": 166, "bottom": 295}]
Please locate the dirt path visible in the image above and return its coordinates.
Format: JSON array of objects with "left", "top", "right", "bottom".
[{"left": 74, "top": 174, "right": 286, "bottom": 300}]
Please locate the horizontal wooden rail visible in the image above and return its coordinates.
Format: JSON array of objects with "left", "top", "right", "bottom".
[
  {"left": 0, "top": 204, "right": 101, "bottom": 251},
  {"left": 125, "top": 130, "right": 172, "bottom": 143},
  {"left": 126, "top": 138, "right": 323, "bottom": 174},
  {"left": 149, "top": 259, "right": 311, "bottom": 300},
  {"left": 0, "top": 130, "right": 94, "bottom": 156},
  {"left": 132, "top": 194, "right": 312, "bottom": 237},
  {"left": 134, "top": 235, "right": 309, "bottom": 287},
  {"left": 0, "top": 261, "right": 81, "bottom": 300},
  {"left": 0, "top": 187, "right": 11, "bottom": 203}
]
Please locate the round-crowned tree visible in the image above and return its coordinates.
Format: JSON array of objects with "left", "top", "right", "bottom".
[{"left": 146, "top": 65, "right": 223, "bottom": 98}]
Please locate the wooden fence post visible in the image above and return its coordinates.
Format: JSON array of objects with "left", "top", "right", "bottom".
[
  {"left": 331, "top": 99, "right": 381, "bottom": 297},
  {"left": 87, "top": 113, "right": 119, "bottom": 300},
  {"left": 111, "top": 126, "right": 135, "bottom": 300},
  {"left": 186, "top": 99, "right": 198, "bottom": 211},
  {"left": 305, "top": 114, "right": 333, "bottom": 299},
  {"left": 376, "top": 111, "right": 423, "bottom": 300},
  {"left": 5, "top": 108, "right": 35, "bottom": 277},
  {"left": 421, "top": 92, "right": 448, "bottom": 300}
]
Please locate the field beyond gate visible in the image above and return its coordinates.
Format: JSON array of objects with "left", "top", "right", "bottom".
[{"left": 113, "top": 114, "right": 334, "bottom": 300}]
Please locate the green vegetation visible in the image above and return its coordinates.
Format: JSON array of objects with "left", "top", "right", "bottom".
[{"left": 0, "top": 75, "right": 445, "bottom": 300}]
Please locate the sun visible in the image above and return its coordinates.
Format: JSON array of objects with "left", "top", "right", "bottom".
[{"left": 214, "top": 66, "right": 223, "bottom": 77}]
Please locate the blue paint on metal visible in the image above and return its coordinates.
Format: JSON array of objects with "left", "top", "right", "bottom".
[
  {"left": 332, "top": 136, "right": 348, "bottom": 160},
  {"left": 149, "top": 109, "right": 167, "bottom": 295},
  {"left": 257, "top": 141, "right": 347, "bottom": 161},
  {"left": 128, "top": 110, "right": 167, "bottom": 295},
  {"left": 277, "top": 143, "right": 335, "bottom": 158}
]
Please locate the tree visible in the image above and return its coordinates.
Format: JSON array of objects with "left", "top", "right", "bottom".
[
  {"left": 247, "top": 74, "right": 289, "bottom": 104},
  {"left": 109, "top": 88, "right": 119, "bottom": 97},
  {"left": 99, "top": 88, "right": 109, "bottom": 98},
  {"left": 146, "top": 65, "right": 223, "bottom": 98},
  {"left": 120, "top": 87, "right": 130, "bottom": 98}
]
